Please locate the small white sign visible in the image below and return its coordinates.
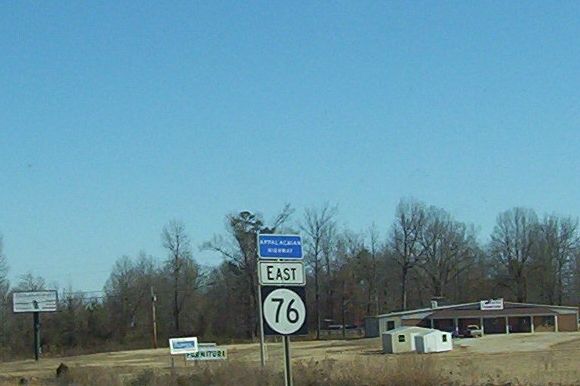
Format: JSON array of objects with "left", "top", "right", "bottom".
[
  {"left": 186, "top": 347, "right": 227, "bottom": 361},
  {"left": 169, "top": 337, "right": 198, "bottom": 355},
  {"left": 13, "top": 291, "right": 58, "bottom": 313},
  {"left": 259, "top": 261, "right": 305, "bottom": 286},
  {"left": 480, "top": 298, "right": 504, "bottom": 310},
  {"left": 198, "top": 342, "right": 217, "bottom": 348}
]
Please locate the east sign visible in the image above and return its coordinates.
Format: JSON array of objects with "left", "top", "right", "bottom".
[{"left": 259, "top": 261, "right": 305, "bottom": 286}]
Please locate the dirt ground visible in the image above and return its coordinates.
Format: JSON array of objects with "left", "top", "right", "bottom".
[{"left": 0, "top": 332, "right": 579, "bottom": 385}]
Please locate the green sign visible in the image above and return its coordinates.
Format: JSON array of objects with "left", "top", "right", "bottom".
[{"left": 185, "top": 347, "right": 227, "bottom": 361}]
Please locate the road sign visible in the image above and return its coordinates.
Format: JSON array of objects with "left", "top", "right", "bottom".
[
  {"left": 13, "top": 291, "right": 58, "bottom": 361},
  {"left": 186, "top": 347, "right": 227, "bottom": 361},
  {"left": 259, "top": 261, "right": 305, "bottom": 286},
  {"left": 258, "top": 234, "right": 303, "bottom": 259},
  {"left": 13, "top": 291, "right": 58, "bottom": 313},
  {"left": 169, "top": 337, "right": 198, "bottom": 355},
  {"left": 262, "top": 286, "right": 307, "bottom": 336},
  {"left": 257, "top": 234, "right": 306, "bottom": 386}
]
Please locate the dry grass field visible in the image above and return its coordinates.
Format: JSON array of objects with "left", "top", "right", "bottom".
[{"left": 0, "top": 332, "right": 578, "bottom": 385}]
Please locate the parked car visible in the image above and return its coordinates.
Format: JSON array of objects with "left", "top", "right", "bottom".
[{"left": 463, "top": 325, "right": 483, "bottom": 337}]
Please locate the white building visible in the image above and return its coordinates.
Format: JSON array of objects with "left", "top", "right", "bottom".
[
  {"left": 414, "top": 329, "right": 452, "bottom": 353},
  {"left": 381, "top": 326, "right": 432, "bottom": 354}
]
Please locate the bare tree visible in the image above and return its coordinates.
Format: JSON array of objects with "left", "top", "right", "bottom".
[
  {"left": 320, "top": 218, "right": 337, "bottom": 321},
  {"left": 490, "top": 208, "right": 538, "bottom": 302},
  {"left": 0, "top": 236, "right": 8, "bottom": 298},
  {"left": 334, "top": 230, "right": 366, "bottom": 336},
  {"left": 418, "top": 206, "right": 477, "bottom": 299},
  {"left": 389, "top": 199, "right": 426, "bottom": 310},
  {"left": 203, "top": 205, "right": 294, "bottom": 338},
  {"left": 105, "top": 256, "right": 139, "bottom": 340},
  {"left": 349, "top": 227, "right": 380, "bottom": 316},
  {"left": 536, "top": 215, "right": 579, "bottom": 305},
  {"left": 162, "top": 220, "right": 193, "bottom": 334},
  {"left": 0, "top": 236, "right": 9, "bottom": 347},
  {"left": 301, "top": 204, "right": 337, "bottom": 339},
  {"left": 15, "top": 273, "right": 46, "bottom": 291},
  {"left": 367, "top": 223, "right": 381, "bottom": 314},
  {"left": 574, "top": 253, "right": 580, "bottom": 305}
]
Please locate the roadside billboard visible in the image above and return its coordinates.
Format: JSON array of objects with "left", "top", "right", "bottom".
[{"left": 13, "top": 291, "right": 58, "bottom": 313}]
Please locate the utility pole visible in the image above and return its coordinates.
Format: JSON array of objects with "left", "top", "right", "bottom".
[
  {"left": 151, "top": 286, "right": 158, "bottom": 349},
  {"left": 341, "top": 294, "right": 346, "bottom": 339},
  {"left": 257, "top": 283, "right": 266, "bottom": 367}
]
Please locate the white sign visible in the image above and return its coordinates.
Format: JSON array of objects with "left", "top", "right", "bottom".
[
  {"left": 198, "top": 342, "right": 217, "bottom": 348},
  {"left": 480, "top": 298, "right": 504, "bottom": 311},
  {"left": 169, "top": 337, "right": 198, "bottom": 355},
  {"left": 263, "top": 288, "right": 306, "bottom": 335},
  {"left": 186, "top": 347, "right": 227, "bottom": 361},
  {"left": 13, "top": 291, "right": 58, "bottom": 313},
  {"left": 259, "top": 261, "right": 305, "bottom": 286}
]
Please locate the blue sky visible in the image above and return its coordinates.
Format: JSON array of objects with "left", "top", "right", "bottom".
[{"left": 1, "top": 2, "right": 579, "bottom": 290}]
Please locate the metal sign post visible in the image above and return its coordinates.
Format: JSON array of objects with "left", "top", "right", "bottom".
[
  {"left": 283, "top": 336, "right": 293, "bottom": 386},
  {"left": 258, "top": 233, "right": 306, "bottom": 386},
  {"left": 151, "top": 286, "right": 158, "bottom": 349},
  {"left": 33, "top": 312, "right": 40, "bottom": 361},
  {"left": 257, "top": 285, "right": 266, "bottom": 367}
]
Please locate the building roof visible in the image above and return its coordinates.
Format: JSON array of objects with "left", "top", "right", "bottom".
[
  {"left": 383, "top": 326, "right": 433, "bottom": 335},
  {"left": 376, "top": 301, "right": 579, "bottom": 320},
  {"left": 376, "top": 308, "right": 434, "bottom": 319},
  {"left": 421, "top": 329, "right": 451, "bottom": 336},
  {"left": 504, "top": 301, "right": 578, "bottom": 310},
  {"left": 432, "top": 306, "right": 555, "bottom": 318},
  {"left": 376, "top": 301, "right": 478, "bottom": 318}
]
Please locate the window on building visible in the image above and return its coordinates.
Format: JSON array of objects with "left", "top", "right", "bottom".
[
  {"left": 387, "top": 321, "right": 395, "bottom": 330},
  {"left": 442, "top": 334, "right": 447, "bottom": 342},
  {"left": 398, "top": 335, "right": 405, "bottom": 343}
]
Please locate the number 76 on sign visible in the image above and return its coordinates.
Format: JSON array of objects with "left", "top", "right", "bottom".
[{"left": 261, "top": 286, "right": 308, "bottom": 336}]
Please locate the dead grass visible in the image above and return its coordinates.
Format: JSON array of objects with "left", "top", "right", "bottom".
[
  {"left": 1, "top": 357, "right": 579, "bottom": 386},
  {"left": 0, "top": 358, "right": 446, "bottom": 386},
  {"left": 293, "top": 357, "right": 447, "bottom": 386},
  {"left": 1, "top": 334, "right": 578, "bottom": 385}
]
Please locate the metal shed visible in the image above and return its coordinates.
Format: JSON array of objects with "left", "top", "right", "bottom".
[
  {"left": 414, "top": 329, "right": 453, "bottom": 353},
  {"left": 381, "top": 326, "right": 432, "bottom": 354}
]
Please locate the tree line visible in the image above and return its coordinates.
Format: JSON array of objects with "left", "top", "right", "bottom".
[{"left": 0, "top": 199, "right": 579, "bottom": 358}]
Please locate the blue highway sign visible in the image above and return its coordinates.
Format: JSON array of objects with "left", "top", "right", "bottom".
[{"left": 258, "top": 234, "right": 303, "bottom": 259}]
